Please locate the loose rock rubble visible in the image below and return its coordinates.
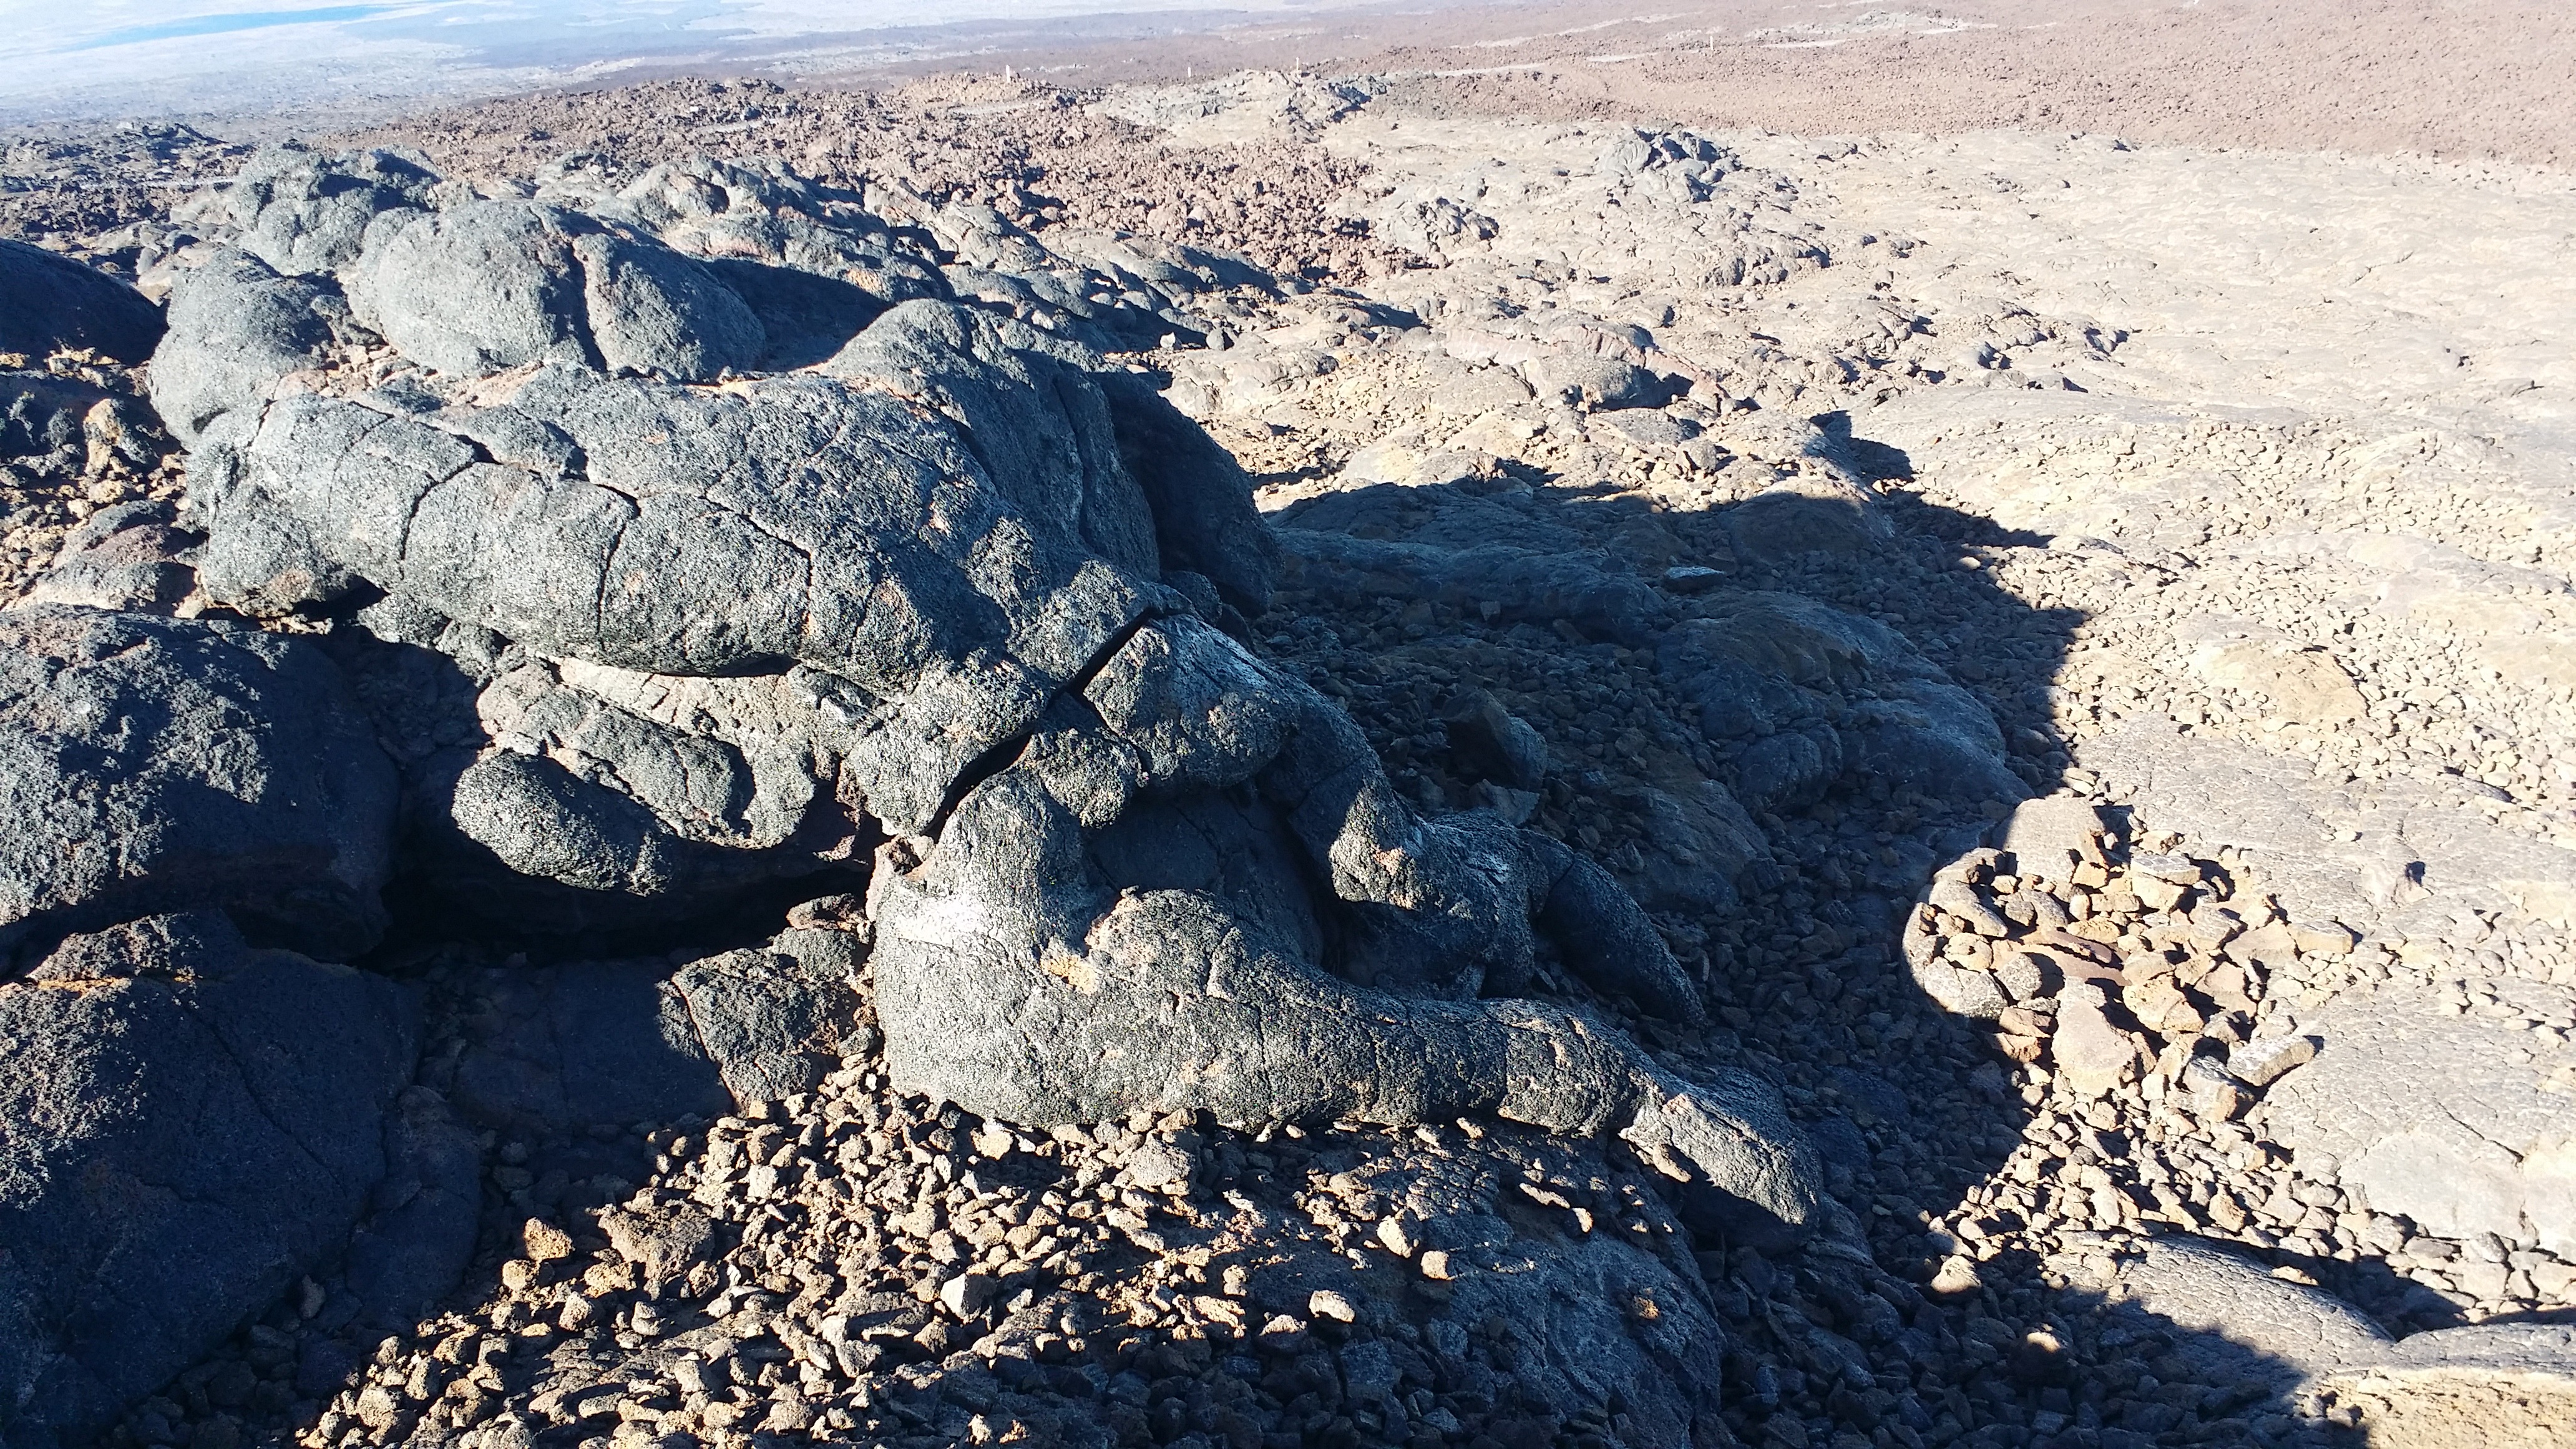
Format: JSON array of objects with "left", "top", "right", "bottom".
[{"left": 2, "top": 56, "right": 2573, "bottom": 1449}]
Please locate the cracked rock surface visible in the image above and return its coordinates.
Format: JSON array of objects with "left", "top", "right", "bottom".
[
  {"left": 0, "top": 605, "right": 397, "bottom": 964},
  {"left": 0, "top": 116, "right": 1850, "bottom": 1449},
  {"left": 0, "top": 912, "right": 418, "bottom": 1449},
  {"left": 2, "top": 49, "right": 2575, "bottom": 1449}
]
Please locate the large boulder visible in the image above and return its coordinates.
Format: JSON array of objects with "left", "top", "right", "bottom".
[
  {"left": 586, "top": 153, "right": 947, "bottom": 309},
  {"left": 0, "top": 607, "right": 398, "bottom": 965},
  {"left": 147, "top": 246, "right": 348, "bottom": 445},
  {"left": 218, "top": 143, "right": 438, "bottom": 278},
  {"left": 345, "top": 201, "right": 764, "bottom": 379},
  {"left": 1658, "top": 590, "right": 2027, "bottom": 812},
  {"left": 866, "top": 609, "right": 1818, "bottom": 1244},
  {"left": 170, "top": 149, "right": 1831, "bottom": 1252},
  {"left": 212, "top": 312, "right": 1156, "bottom": 737},
  {"left": 0, "top": 913, "right": 417, "bottom": 1449},
  {"left": 0, "top": 239, "right": 163, "bottom": 364}
]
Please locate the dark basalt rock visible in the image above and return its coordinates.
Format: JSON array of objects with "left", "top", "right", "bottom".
[
  {"left": 0, "top": 145, "right": 1921, "bottom": 1443},
  {"left": 0, "top": 913, "right": 417, "bottom": 1449},
  {"left": 1094, "top": 368, "right": 1280, "bottom": 614},
  {"left": 345, "top": 200, "right": 766, "bottom": 380},
  {"left": 1657, "top": 589, "right": 2028, "bottom": 811},
  {"left": 0, "top": 606, "right": 398, "bottom": 967},
  {"left": 0, "top": 369, "right": 161, "bottom": 482},
  {"left": 147, "top": 246, "right": 349, "bottom": 446},
  {"left": 154, "top": 148, "right": 1827, "bottom": 1249},
  {"left": 0, "top": 238, "right": 164, "bottom": 366},
  {"left": 218, "top": 143, "right": 439, "bottom": 279},
  {"left": 587, "top": 153, "right": 949, "bottom": 309},
  {"left": 1271, "top": 496, "right": 2026, "bottom": 819},
  {"left": 444, "top": 925, "right": 866, "bottom": 1132}
]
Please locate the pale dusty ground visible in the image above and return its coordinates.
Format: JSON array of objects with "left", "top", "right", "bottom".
[
  {"left": 812, "top": 0, "right": 2576, "bottom": 168},
  {"left": 1297, "top": 105, "right": 2576, "bottom": 937}
]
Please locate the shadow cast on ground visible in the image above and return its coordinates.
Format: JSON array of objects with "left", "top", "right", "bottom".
[{"left": 1249, "top": 425, "right": 2395, "bottom": 1445}]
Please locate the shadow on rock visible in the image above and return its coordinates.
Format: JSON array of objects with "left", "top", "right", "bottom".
[
  {"left": 1249, "top": 419, "right": 2472, "bottom": 1443},
  {"left": 5, "top": 127, "right": 2522, "bottom": 1449}
]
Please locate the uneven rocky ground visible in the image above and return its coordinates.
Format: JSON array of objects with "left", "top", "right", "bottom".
[{"left": 2, "top": 49, "right": 2573, "bottom": 1449}]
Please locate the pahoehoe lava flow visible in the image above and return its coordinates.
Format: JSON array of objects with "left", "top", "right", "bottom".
[{"left": 3, "top": 44, "right": 2575, "bottom": 1449}]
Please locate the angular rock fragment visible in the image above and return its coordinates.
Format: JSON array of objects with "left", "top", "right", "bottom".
[
  {"left": 671, "top": 926, "right": 867, "bottom": 1105},
  {"left": 2227, "top": 1032, "right": 2317, "bottom": 1088},
  {"left": 1911, "top": 950, "right": 2011, "bottom": 1021},
  {"left": 2052, "top": 982, "right": 2147, "bottom": 1098},
  {"left": 2182, "top": 1052, "right": 2252, "bottom": 1120},
  {"left": 1442, "top": 687, "right": 1550, "bottom": 789},
  {"left": 597, "top": 1200, "right": 716, "bottom": 1290}
]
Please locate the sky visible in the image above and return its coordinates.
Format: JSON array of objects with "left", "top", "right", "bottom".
[{"left": 0, "top": 0, "right": 1387, "bottom": 126}]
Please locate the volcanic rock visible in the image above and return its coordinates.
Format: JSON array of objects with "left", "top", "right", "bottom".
[
  {"left": 0, "top": 605, "right": 396, "bottom": 965},
  {"left": 0, "top": 913, "right": 416, "bottom": 1449},
  {"left": 0, "top": 238, "right": 163, "bottom": 364}
]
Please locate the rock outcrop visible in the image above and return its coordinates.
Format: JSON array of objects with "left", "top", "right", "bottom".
[
  {"left": 0, "top": 914, "right": 417, "bottom": 1449},
  {"left": 0, "top": 238, "right": 163, "bottom": 364},
  {"left": 137, "top": 143, "right": 1829, "bottom": 1262},
  {"left": 2265, "top": 982, "right": 2576, "bottom": 1258},
  {"left": 0, "top": 605, "right": 396, "bottom": 966},
  {"left": 0, "top": 135, "right": 1888, "bottom": 1449}
]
